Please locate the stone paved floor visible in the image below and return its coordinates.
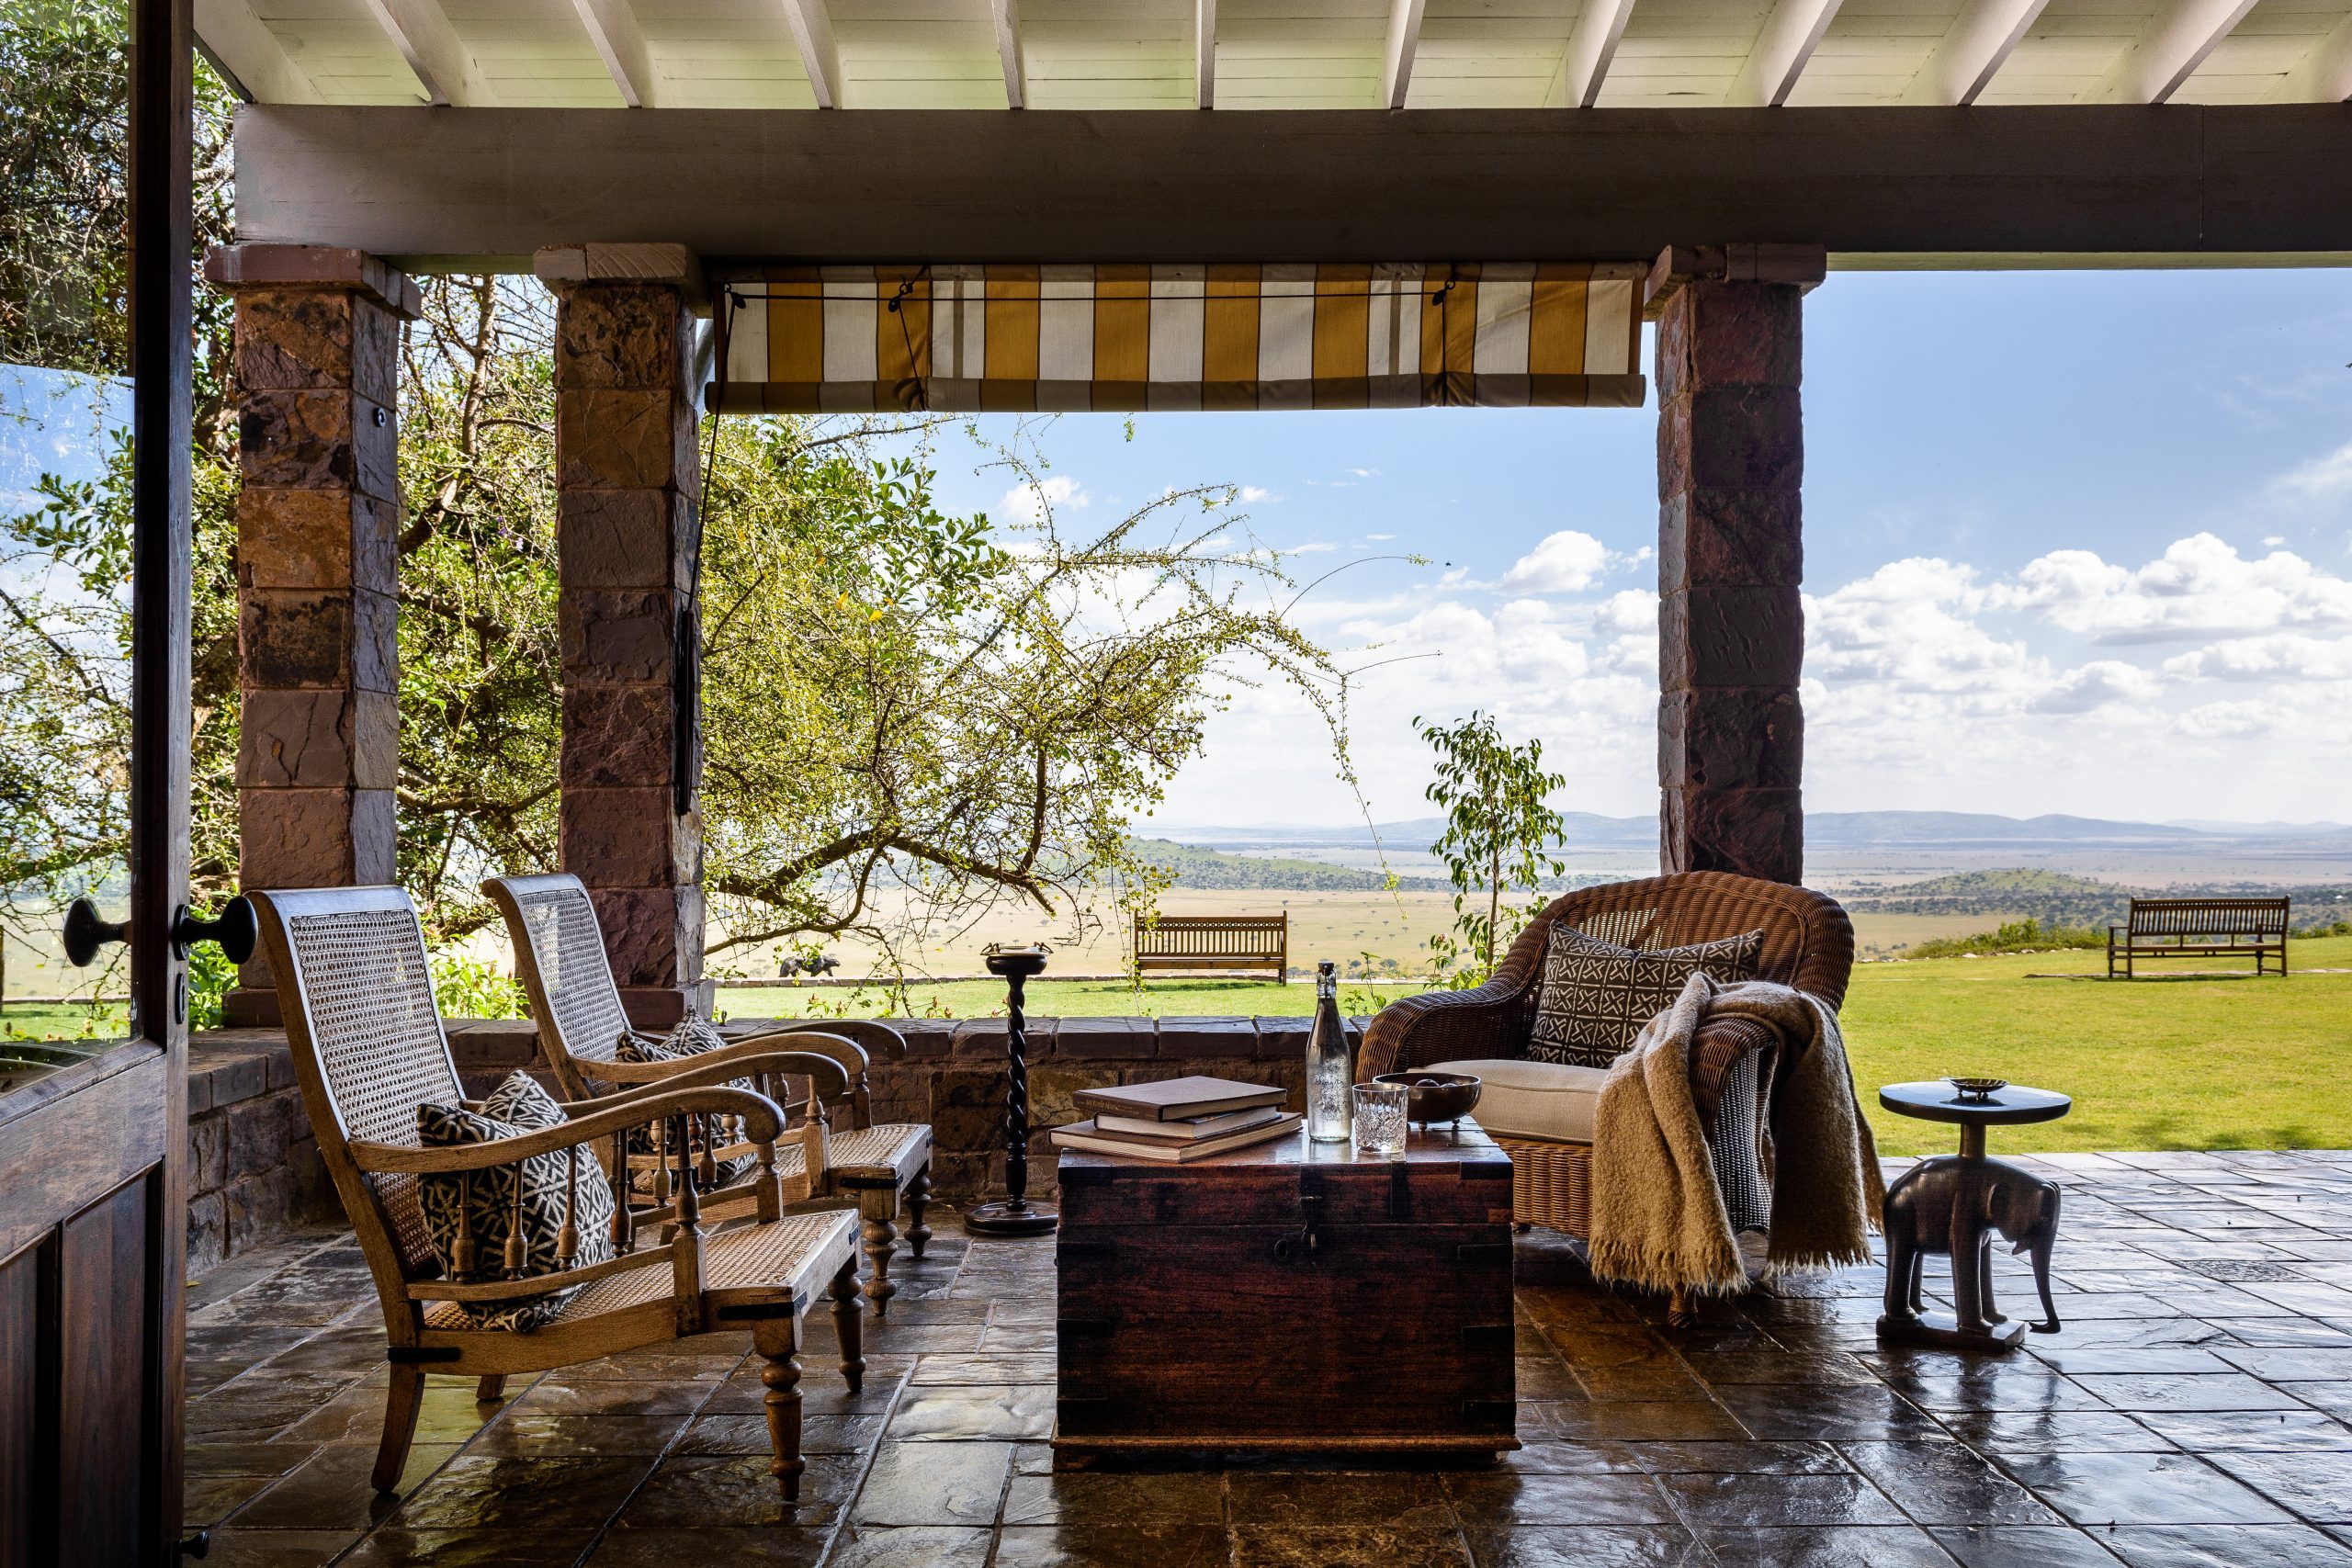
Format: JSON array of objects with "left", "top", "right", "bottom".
[{"left": 185, "top": 1150, "right": 2352, "bottom": 1567}]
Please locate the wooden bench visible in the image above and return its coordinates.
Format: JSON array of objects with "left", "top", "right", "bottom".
[
  {"left": 1132, "top": 913, "right": 1289, "bottom": 982},
  {"left": 2108, "top": 897, "right": 2290, "bottom": 978}
]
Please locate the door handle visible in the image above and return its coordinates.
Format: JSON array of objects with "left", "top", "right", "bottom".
[
  {"left": 174, "top": 897, "right": 258, "bottom": 963},
  {"left": 62, "top": 897, "right": 128, "bottom": 966}
]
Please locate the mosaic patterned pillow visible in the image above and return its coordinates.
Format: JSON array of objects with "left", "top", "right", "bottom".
[
  {"left": 416, "top": 1072, "right": 617, "bottom": 1331},
  {"left": 615, "top": 1011, "right": 758, "bottom": 1190},
  {"left": 1527, "top": 925, "right": 1765, "bottom": 1068}
]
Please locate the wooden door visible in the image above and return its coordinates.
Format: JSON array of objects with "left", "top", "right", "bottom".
[{"left": 0, "top": 0, "right": 196, "bottom": 1561}]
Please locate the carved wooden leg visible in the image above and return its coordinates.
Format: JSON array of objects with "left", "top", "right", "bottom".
[
  {"left": 859, "top": 1186, "right": 899, "bottom": 1317},
  {"left": 831, "top": 1257, "right": 865, "bottom": 1394},
  {"left": 372, "top": 1365, "right": 427, "bottom": 1494},
  {"left": 475, "top": 1374, "right": 507, "bottom": 1404},
  {"left": 754, "top": 1316, "right": 806, "bottom": 1502},
  {"left": 904, "top": 1166, "right": 933, "bottom": 1260}
]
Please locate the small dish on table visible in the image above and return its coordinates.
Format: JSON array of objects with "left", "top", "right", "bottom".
[{"left": 1373, "top": 1070, "right": 1483, "bottom": 1130}]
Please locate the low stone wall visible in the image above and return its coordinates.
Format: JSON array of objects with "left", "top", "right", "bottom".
[
  {"left": 183, "top": 1012, "right": 1367, "bottom": 1269},
  {"left": 187, "top": 1028, "right": 338, "bottom": 1275}
]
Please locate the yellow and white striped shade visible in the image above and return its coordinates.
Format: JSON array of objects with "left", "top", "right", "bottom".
[{"left": 711, "top": 263, "right": 1646, "bottom": 414}]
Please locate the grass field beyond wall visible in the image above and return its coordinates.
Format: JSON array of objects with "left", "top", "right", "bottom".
[{"left": 726, "top": 935, "right": 2352, "bottom": 1156}]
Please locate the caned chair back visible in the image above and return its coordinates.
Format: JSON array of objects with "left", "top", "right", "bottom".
[
  {"left": 249, "top": 886, "right": 465, "bottom": 1294},
  {"left": 482, "top": 873, "right": 632, "bottom": 1099},
  {"left": 1533, "top": 872, "right": 1855, "bottom": 1008}
]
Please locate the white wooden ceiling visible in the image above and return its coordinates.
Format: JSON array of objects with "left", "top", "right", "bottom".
[{"left": 195, "top": 0, "right": 2352, "bottom": 108}]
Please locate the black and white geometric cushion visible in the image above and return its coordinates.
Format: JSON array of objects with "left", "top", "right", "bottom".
[
  {"left": 416, "top": 1072, "right": 617, "bottom": 1331},
  {"left": 1527, "top": 925, "right": 1764, "bottom": 1068},
  {"left": 615, "top": 1011, "right": 758, "bottom": 1190}
]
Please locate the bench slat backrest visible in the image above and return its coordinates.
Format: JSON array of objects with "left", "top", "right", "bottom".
[
  {"left": 1134, "top": 914, "right": 1287, "bottom": 961},
  {"left": 2126, "top": 897, "right": 2290, "bottom": 940}
]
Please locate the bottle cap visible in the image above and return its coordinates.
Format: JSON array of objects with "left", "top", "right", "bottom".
[{"left": 1317, "top": 960, "right": 1334, "bottom": 976}]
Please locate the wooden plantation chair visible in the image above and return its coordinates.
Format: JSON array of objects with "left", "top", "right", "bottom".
[
  {"left": 1359, "top": 871, "right": 1856, "bottom": 1320},
  {"left": 484, "top": 872, "right": 935, "bottom": 1314},
  {"left": 251, "top": 886, "right": 865, "bottom": 1501}
]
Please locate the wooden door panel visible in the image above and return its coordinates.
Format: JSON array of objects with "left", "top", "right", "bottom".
[
  {"left": 0, "top": 1244, "right": 40, "bottom": 1568},
  {"left": 60, "top": 1179, "right": 154, "bottom": 1568}
]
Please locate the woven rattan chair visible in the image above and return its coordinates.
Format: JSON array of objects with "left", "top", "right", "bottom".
[
  {"left": 484, "top": 873, "right": 934, "bottom": 1314},
  {"left": 251, "top": 886, "right": 865, "bottom": 1501},
  {"left": 1358, "top": 871, "right": 1855, "bottom": 1318}
]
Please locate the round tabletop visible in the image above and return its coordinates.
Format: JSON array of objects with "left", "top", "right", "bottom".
[{"left": 1879, "top": 1080, "right": 2071, "bottom": 1127}]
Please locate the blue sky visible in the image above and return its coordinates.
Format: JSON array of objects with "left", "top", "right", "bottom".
[
  {"left": 7, "top": 270, "right": 2350, "bottom": 830},
  {"left": 927, "top": 269, "right": 2352, "bottom": 828}
]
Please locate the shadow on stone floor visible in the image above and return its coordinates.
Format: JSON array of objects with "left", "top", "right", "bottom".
[{"left": 184, "top": 1151, "right": 2352, "bottom": 1567}]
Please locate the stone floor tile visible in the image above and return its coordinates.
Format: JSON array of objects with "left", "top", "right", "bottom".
[
  {"left": 1444, "top": 1470, "right": 1679, "bottom": 1526},
  {"left": 280, "top": 1377, "right": 502, "bottom": 1446},
  {"left": 2210, "top": 1348, "right": 2352, "bottom": 1381},
  {"left": 991, "top": 1522, "right": 1232, "bottom": 1567},
  {"left": 885, "top": 1385, "right": 1055, "bottom": 1440},
  {"left": 1996, "top": 1452, "right": 2294, "bottom": 1527},
  {"left": 232, "top": 1441, "right": 458, "bottom": 1529},
  {"left": 1928, "top": 1525, "right": 2124, "bottom": 1567},
  {"left": 850, "top": 1439, "right": 1014, "bottom": 1525},
  {"left": 1682, "top": 1351, "right": 1879, "bottom": 1385},
  {"left": 1521, "top": 1400, "right": 1746, "bottom": 1443},
  {"left": 1496, "top": 1440, "right": 1648, "bottom": 1473},
  {"left": 1710, "top": 1382, "right": 1944, "bottom": 1441},
  {"left": 2071, "top": 1372, "right": 2311, "bottom": 1413},
  {"left": 582, "top": 1525, "right": 831, "bottom": 1564},
  {"left": 188, "top": 1529, "right": 352, "bottom": 1568},
  {"left": 465, "top": 1414, "right": 689, "bottom": 1457},
  {"left": 2133, "top": 1408, "right": 2352, "bottom": 1450},
  {"left": 1628, "top": 1439, "right": 1849, "bottom": 1475},
  {"left": 184, "top": 1471, "right": 277, "bottom": 1528},
  {"left": 1838, "top": 1440, "right": 2065, "bottom": 1527},
  {"left": 672, "top": 1410, "right": 883, "bottom": 1456},
  {"left": 504, "top": 1378, "right": 718, "bottom": 1417},
  {"left": 1658, "top": 1471, "right": 1909, "bottom": 1528},
  {"left": 335, "top": 1528, "right": 599, "bottom": 1566},
  {"left": 387, "top": 1454, "right": 655, "bottom": 1531},
  {"left": 1000, "top": 1470, "right": 1227, "bottom": 1525},
  {"left": 1690, "top": 1524, "right": 1959, "bottom": 1565},
  {"left": 1464, "top": 1523, "right": 1712, "bottom": 1566},
  {"left": 1228, "top": 1525, "right": 1475, "bottom": 1567},
  {"left": 1935, "top": 1411, "right": 2176, "bottom": 1452},
  {"left": 910, "top": 1353, "right": 1057, "bottom": 1385},
  {"left": 2094, "top": 1522, "right": 2352, "bottom": 1565},
  {"left": 824, "top": 1525, "right": 995, "bottom": 1568},
  {"left": 186, "top": 1440, "right": 321, "bottom": 1478},
  {"left": 2199, "top": 1450, "right": 2352, "bottom": 1522},
  {"left": 617, "top": 1452, "right": 863, "bottom": 1529}
]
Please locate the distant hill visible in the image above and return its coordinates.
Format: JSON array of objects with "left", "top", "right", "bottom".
[
  {"left": 1845, "top": 868, "right": 2352, "bottom": 931},
  {"left": 1120, "top": 838, "right": 1450, "bottom": 893}
]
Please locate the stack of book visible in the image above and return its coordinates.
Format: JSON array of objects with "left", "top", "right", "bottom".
[{"left": 1051, "top": 1076, "right": 1300, "bottom": 1162}]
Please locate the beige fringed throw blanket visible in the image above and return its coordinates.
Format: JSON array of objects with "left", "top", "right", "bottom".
[{"left": 1588, "top": 973, "right": 1883, "bottom": 1295}]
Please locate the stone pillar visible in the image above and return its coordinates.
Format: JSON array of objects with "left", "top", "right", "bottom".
[
  {"left": 204, "top": 245, "right": 419, "bottom": 1026},
  {"left": 538, "top": 244, "right": 709, "bottom": 1028},
  {"left": 1647, "top": 244, "right": 1824, "bottom": 886}
]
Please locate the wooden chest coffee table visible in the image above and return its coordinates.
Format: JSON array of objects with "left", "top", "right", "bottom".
[{"left": 1052, "top": 1119, "right": 1518, "bottom": 1466}]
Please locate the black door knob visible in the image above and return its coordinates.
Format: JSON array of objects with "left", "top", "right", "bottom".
[
  {"left": 62, "top": 898, "right": 129, "bottom": 966},
  {"left": 174, "top": 897, "right": 258, "bottom": 964}
]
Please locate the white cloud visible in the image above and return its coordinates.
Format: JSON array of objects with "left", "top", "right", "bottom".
[
  {"left": 1348, "top": 468, "right": 1381, "bottom": 479},
  {"left": 1237, "top": 485, "right": 1274, "bottom": 503},
  {"left": 2030, "top": 660, "right": 2163, "bottom": 715},
  {"left": 2271, "top": 438, "right": 2352, "bottom": 506},
  {"left": 1366, "top": 533, "right": 1396, "bottom": 542},
  {"left": 1289, "top": 541, "right": 1339, "bottom": 554},
  {"left": 2001, "top": 534, "right": 2352, "bottom": 645},
  {"left": 1498, "top": 530, "right": 1612, "bottom": 594},
  {"left": 998, "top": 474, "right": 1090, "bottom": 523}
]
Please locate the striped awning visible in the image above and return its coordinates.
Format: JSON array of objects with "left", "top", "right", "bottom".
[{"left": 709, "top": 263, "right": 1646, "bottom": 414}]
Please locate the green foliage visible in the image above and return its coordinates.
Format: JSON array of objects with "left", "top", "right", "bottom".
[
  {"left": 1415, "top": 712, "right": 1566, "bottom": 987},
  {"left": 186, "top": 936, "right": 236, "bottom": 1032},
  {"left": 428, "top": 945, "right": 529, "bottom": 1020},
  {"left": 1120, "top": 837, "right": 1444, "bottom": 894},
  {"left": 1903, "top": 919, "right": 2109, "bottom": 960}
]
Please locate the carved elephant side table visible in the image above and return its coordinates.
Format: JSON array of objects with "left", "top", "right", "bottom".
[{"left": 1876, "top": 1080, "right": 2072, "bottom": 1353}]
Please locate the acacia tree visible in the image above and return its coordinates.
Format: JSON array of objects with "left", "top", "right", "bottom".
[{"left": 1418, "top": 711, "right": 1568, "bottom": 986}]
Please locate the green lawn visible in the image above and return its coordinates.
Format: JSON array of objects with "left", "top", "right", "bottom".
[{"left": 725, "top": 936, "right": 2352, "bottom": 1156}]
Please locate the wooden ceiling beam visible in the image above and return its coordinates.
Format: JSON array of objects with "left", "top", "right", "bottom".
[
  {"left": 779, "top": 0, "right": 843, "bottom": 108},
  {"left": 1382, "top": 0, "right": 1430, "bottom": 109},
  {"left": 233, "top": 104, "right": 2352, "bottom": 270},
  {"left": 1728, "top": 0, "right": 1847, "bottom": 107},
  {"left": 1556, "top": 0, "right": 1636, "bottom": 106},
  {"left": 195, "top": 0, "right": 322, "bottom": 104},
  {"left": 1901, "top": 0, "right": 2050, "bottom": 106},
  {"left": 2087, "top": 0, "right": 2260, "bottom": 104},
  {"left": 571, "top": 0, "right": 656, "bottom": 107},
  {"left": 1197, "top": 0, "right": 1217, "bottom": 107},
  {"left": 2272, "top": 13, "right": 2352, "bottom": 102},
  {"left": 992, "top": 0, "right": 1025, "bottom": 108},
  {"left": 362, "top": 0, "right": 491, "bottom": 107}
]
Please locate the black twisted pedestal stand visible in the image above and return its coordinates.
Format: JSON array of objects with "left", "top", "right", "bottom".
[{"left": 965, "top": 944, "right": 1059, "bottom": 1237}]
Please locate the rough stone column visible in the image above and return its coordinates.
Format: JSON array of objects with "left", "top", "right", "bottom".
[
  {"left": 1647, "top": 244, "right": 1825, "bottom": 886},
  {"left": 539, "top": 244, "right": 710, "bottom": 1028},
  {"left": 204, "top": 245, "right": 419, "bottom": 1026}
]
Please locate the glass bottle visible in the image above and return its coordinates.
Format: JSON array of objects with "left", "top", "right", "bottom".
[{"left": 1306, "top": 961, "right": 1352, "bottom": 1144}]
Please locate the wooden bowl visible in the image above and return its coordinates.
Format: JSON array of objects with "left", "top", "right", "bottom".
[{"left": 1374, "top": 1071, "right": 1483, "bottom": 1126}]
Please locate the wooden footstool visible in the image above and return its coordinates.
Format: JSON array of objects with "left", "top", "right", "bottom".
[{"left": 1052, "top": 1120, "right": 1519, "bottom": 1466}]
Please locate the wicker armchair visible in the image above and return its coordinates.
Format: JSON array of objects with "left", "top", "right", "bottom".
[
  {"left": 484, "top": 873, "right": 934, "bottom": 1314},
  {"left": 1359, "top": 872, "right": 1854, "bottom": 1303},
  {"left": 250, "top": 886, "right": 865, "bottom": 1501}
]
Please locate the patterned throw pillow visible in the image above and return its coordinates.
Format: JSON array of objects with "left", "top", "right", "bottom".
[
  {"left": 416, "top": 1072, "right": 617, "bottom": 1331},
  {"left": 1527, "top": 925, "right": 1765, "bottom": 1068},
  {"left": 614, "top": 1011, "right": 758, "bottom": 1190}
]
